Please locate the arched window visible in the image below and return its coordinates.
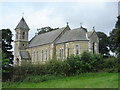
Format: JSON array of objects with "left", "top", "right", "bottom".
[
  {"left": 75, "top": 45, "right": 80, "bottom": 55},
  {"left": 67, "top": 48, "right": 70, "bottom": 57},
  {"left": 37, "top": 51, "right": 38, "bottom": 61},
  {"left": 45, "top": 49, "right": 48, "bottom": 60},
  {"left": 22, "top": 32, "right": 25, "bottom": 39},
  {"left": 41, "top": 50, "right": 44, "bottom": 61},
  {"left": 93, "top": 42, "right": 95, "bottom": 54},
  {"left": 60, "top": 48, "right": 64, "bottom": 59}
]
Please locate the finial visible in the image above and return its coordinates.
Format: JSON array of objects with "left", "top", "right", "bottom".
[
  {"left": 22, "top": 12, "right": 24, "bottom": 18},
  {"left": 67, "top": 22, "right": 69, "bottom": 26},
  {"left": 80, "top": 23, "right": 82, "bottom": 28}
]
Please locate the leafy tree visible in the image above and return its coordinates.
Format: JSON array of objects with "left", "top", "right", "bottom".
[
  {"left": 37, "top": 27, "right": 59, "bottom": 35},
  {"left": 1, "top": 29, "right": 13, "bottom": 64},
  {"left": 109, "top": 29, "right": 117, "bottom": 53},
  {"left": 109, "top": 15, "right": 120, "bottom": 56},
  {"left": 97, "top": 32, "right": 109, "bottom": 55},
  {"left": 0, "top": 29, "right": 13, "bottom": 76},
  {"left": 109, "top": 15, "right": 120, "bottom": 72}
]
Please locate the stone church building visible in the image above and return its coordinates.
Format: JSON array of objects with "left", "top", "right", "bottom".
[{"left": 14, "top": 17, "right": 99, "bottom": 65}]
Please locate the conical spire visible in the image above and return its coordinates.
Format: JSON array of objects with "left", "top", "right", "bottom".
[{"left": 15, "top": 17, "right": 30, "bottom": 30}]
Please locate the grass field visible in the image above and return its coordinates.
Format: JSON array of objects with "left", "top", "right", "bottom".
[{"left": 3, "top": 72, "right": 118, "bottom": 88}]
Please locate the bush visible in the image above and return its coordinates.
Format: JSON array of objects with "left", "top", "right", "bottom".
[
  {"left": 46, "top": 58, "right": 69, "bottom": 76},
  {"left": 65, "top": 55, "right": 83, "bottom": 75},
  {"left": 90, "top": 54, "right": 103, "bottom": 72},
  {"left": 102, "top": 57, "right": 118, "bottom": 72},
  {"left": 12, "top": 63, "right": 47, "bottom": 82},
  {"left": 7, "top": 51, "right": 118, "bottom": 82}
]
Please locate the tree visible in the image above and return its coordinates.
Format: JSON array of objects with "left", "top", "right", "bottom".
[
  {"left": 37, "top": 27, "right": 59, "bottom": 35},
  {"left": 109, "top": 15, "right": 120, "bottom": 56},
  {"left": 97, "top": 32, "right": 109, "bottom": 55},
  {"left": 109, "top": 29, "right": 117, "bottom": 53},
  {"left": 0, "top": 29, "right": 13, "bottom": 71}
]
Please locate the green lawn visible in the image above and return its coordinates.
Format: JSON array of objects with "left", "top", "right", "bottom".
[{"left": 3, "top": 72, "right": 118, "bottom": 88}]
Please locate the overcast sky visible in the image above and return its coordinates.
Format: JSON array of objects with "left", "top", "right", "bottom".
[{"left": 1, "top": 1, "right": 118, "bottom": 42}]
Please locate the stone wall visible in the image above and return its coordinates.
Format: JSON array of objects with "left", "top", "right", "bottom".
[
  {"left": 26, "top": 44, "right": 54, "bottom": 64},
  {"left": 55, "top": 41, "right": 89, "bottom": 59}
]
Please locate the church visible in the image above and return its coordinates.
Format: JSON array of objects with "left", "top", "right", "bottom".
[{"left": 14, "top": 17, "right": 99, "bottom": 65}]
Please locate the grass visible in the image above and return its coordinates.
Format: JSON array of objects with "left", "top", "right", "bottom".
[{"left": 3, "top": 72, "right": 118, "bottom": 88}]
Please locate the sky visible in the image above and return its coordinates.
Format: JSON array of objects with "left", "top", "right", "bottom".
[{"left": 0, "top": 1, "right": 118, "bottom": 43}]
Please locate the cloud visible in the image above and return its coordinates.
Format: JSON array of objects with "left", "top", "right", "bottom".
[{"left": 1, "top": 2, "right": 118, "bottom": 40}]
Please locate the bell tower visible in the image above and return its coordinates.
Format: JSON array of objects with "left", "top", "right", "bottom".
[{"left": 14, "top": 17, "right": 30, "bottom": 65}]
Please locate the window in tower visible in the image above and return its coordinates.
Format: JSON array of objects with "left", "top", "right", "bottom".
[{"left": 22, "top": 32, "right": 25, "bottom": 39}]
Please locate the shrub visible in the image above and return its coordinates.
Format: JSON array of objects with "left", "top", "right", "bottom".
[
  {"left": 8, "top": 51, "right": 118, "bottom": 82},
  {"left": 65, "top": 55, "right": 83, "bottom": 75},
  {"left": 81, "top": 51, "right": 95, "bottom": 72},
  {"left": 102, "top": 57, "right": 118, "bottom": 72},
  {"left": 46, "top": 58, "right": 69, "bottom": 76},
  {"left": 11, "top": 63, "right": 47, "bottom": 82},
  {"left": 90, "top": 54, "right": 103, "bottom": 72}
]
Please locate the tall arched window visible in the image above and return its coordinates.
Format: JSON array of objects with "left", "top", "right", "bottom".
[
  {"left": 22, "top": 32, "right": 25, "bottom": 39},
  {"left": 60, "top": 48, "right": 64, "bottom": 59},
  {"left": 37, "top": 51, "right": 38, "bottom": 61},
  {"left": 67, "top": 48, "right": 70, "bottom": 57},
  {"left": 75, "top": 45, "right": 80, "bottom": 55},
  {"left": 93, "top": 42, "right": 95, "bottom": 54},
  {"left": 41, "top": 50, "right": 44, "bottom": 61},
  {"left": 45, "top": 49, "right": 48, "bottom": 60}
]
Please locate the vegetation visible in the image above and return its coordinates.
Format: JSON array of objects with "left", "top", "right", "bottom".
[
  {"left": 109, "top": 15, "right": 120, "bottom": 56},
  {"left": 0, "top": 29, "right": 13, "bottom": 81},
  {"left": 109, "top": 15, "right": 120, "bottom": 72},
  {"left": 37, "top": 27, "right": 59, "bottom": 35},
  {"left": 4, "top": 51, "right": 118, "bottom": 83},
  {"left": 97, "top": 32, "right": 109, "bottom": 55},
  {"left": 3, "top": 72, "right": 118, "bottom": 88}
]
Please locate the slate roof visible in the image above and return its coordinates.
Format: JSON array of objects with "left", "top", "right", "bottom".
[
  {"left": 19, "top": 51, "right": 30, "bottom": 59},
  {"left": 55, "top": 28, "right": 89, "bottom": 44},
  {"left": 29, "top": 27, "right": 67, "bottom": 47},
  {"left": 87, "top": 31, "right": 94, "bottom": 39},
  {"left": 15, "top": 17, "right": 30, "bottom": 30}
]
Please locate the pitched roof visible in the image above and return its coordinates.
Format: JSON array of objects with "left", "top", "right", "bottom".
[
  {"left": 87, "top": 31, "right": 94, "bottom": 39},
  {"left": 15, "top": 17, "right": 30, "bottom": 30},
  {"left": 55, "top": 28, "right": 89, "bottom": 44},
  {"left": 19, "top": 51, "right": 30, "bottom": 59},
  {"left": 29, "top": 27, "right": 67, "bottom": 47}
]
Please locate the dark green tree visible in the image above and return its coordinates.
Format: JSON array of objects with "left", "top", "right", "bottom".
[
  {"left": 97, "top": 32, "right": 109, "bottom": 55},
  {"left": 0, "top": 29, "right": 13, "bottom": 71},
  {"left": 109, "top": 15, "right": 120, "bottom": 56},
  {"left": 37, "top": 27, "right": 59, "bottom": 35}
]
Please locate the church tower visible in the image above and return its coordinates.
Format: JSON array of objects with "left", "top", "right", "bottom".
[{"left": 14, "top": 17, "right": 30, "bottom": 65}]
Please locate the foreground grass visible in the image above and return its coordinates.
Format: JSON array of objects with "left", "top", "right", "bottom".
[{"left": 3, "top": 72, "right": 118, "bottom": 88}]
